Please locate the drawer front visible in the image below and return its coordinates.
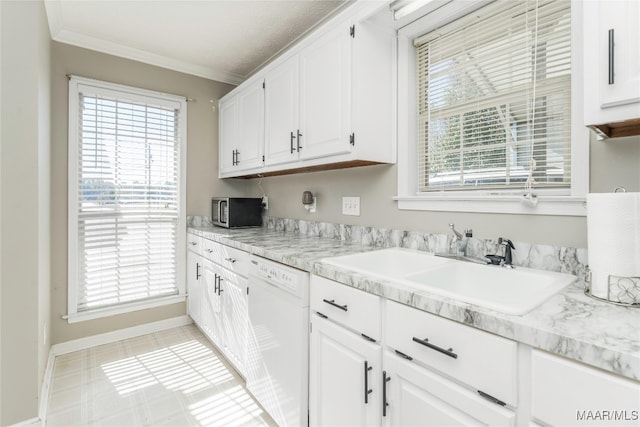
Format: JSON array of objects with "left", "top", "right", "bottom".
[
  {"left": 532, "top": 350, "right": 640, "bottom": 426},
  {"left": 187, "top": 233, "right": 202, "bottom": 255},
  {"left": 310, "top": 275, "right": 381, "bottom": 341},
  {"left": 202, "top": 239, "right": 249, "bottom": 276},
  {"left": 385, "top": 300, "right": 517, "bottom": 406}
]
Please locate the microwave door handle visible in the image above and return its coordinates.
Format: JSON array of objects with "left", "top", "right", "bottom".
[{"left": 220, "top": 201, "right": 227, "bottom": 224}]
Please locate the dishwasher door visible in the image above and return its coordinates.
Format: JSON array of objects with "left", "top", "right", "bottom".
[{"left": 246, "top": 259, "right": 309, "bottom": 427}]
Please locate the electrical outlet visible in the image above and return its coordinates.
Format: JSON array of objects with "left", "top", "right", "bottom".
[
  {"left": 262, "top": 196, "right": 268, "bottom": 210},
  {"left": 342, "top": 196, "right": 360, "bottom": 216}
]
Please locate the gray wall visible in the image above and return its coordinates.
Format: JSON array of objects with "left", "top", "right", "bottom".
[
  {"left": 50, "top": 42, "right": 239, "bottom": 345},
  {"left": 0, "top": 1, "right": 51, "bottom": 424},
  {"left": 253, "top": 133, "right": 640, "bottom": 249}
]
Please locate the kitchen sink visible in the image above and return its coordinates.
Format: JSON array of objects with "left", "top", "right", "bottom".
[
  {"left": 320, "top": 247, "right": 450, "bottom": 278},
  {"left": 404, "top": 262, "right": 576, "bottom": 315},
  {"left": 321, "top": 248, "right": 576, "bottom": 315}
]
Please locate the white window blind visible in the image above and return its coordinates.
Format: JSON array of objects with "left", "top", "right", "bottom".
[
  {"left": 416, "top": 0, "right": 571, "bottom": 192},
  {"left": 68, "top": 77, "right": 186, "bottom": 316}
]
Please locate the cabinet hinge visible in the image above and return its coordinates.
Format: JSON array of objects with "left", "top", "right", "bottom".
[
  {"left": 349, "top": 25, "right": 355, "bottom": 38},
  {"left": 477, "top": 390, "right": 506, "bottom": 407},
  {"left": 349, "top": 133, "right": 355, "bottom": 146}
]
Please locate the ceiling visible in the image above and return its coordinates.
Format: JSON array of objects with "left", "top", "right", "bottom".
[{"left": 44, "top": 0, "right": 348, "bottom": 86}]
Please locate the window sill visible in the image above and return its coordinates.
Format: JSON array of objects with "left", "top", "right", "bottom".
[
  {"left": 393, "top": 194, "right": 587, "bottom": 216},
  {"left": 65, "top": 294, "right": 187, "bottom": 324}
]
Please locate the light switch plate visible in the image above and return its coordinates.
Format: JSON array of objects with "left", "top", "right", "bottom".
[{"left": 342, "top": 196, "right": 360, "bottom": 216}]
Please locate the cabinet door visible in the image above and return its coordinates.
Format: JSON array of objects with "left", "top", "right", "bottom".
[
  {"left": 236, "top": 82, "right": 265, "bottom": 171},
  {"left": 584, "top": 0, "right": 640, "bottom": 126},
  {"left": 219, "top": 95, "right": 238, "bottom": 174},
  {"left": 220, "top": 273, "right": 248, "bottom": 376},
  {"left": 265, "top": 55, "right": 300, "bottom": 166},
  {"left": 300, "top": 24, "right": 352, "bottom": 160},
  {"left": 532, "top": 350, "right": 640, "bottom": 426},
  {"left": 597, "top": 1, "right": 640, "bottom": 109},
  {"left": 383, "top": 352, "right": 516, "bottom": 427},
  {"left": 186, "top": 251, "right": 202, "bottom": 325},
  {"left": 200, "top": 260, "right": 224, "bottom": 349},
  {"left": 309, "top": 315, "right": 381, "bottom": 427}
]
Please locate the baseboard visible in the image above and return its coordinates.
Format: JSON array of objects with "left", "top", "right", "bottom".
[
  {"left": 9, "top": 417, "right": 42, "bottom": 426},
  {"left": 51, "top": 315, "right": 193, "bottom": 356},
  {"left": 37, "top": 350, "right": 56, "bottom": 424}
]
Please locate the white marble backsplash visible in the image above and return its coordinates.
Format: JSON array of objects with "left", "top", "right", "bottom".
[{"left": 187, "top": 215, "right": 588, "bottom": 278}]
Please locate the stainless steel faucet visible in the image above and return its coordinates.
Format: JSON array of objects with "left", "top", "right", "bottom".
[
  {"left": 449, "top": 224, "right": 472, "bottom": 256},
  {"left": 498, "top": 238, "right": 515, "bottom": 268}
]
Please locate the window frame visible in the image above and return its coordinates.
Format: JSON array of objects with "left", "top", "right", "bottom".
[
  {"left": 394, "top": 0, "right": 588, "bottom": 216},
  {"left": 67, "top": 76, "right": 187, "bottom": 323}
]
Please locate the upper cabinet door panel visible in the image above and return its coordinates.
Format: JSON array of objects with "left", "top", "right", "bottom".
[
  {"left": 236, "top": 82, "right": 264, "bottom": 171},
  {"left": 598, "top": 0, "right": 640, "bottom": 109},
  {"left": 219, "top": 95, "right": 238, "bottom": 174},
  {"left": 584, "top": 0, "right": 640, "bottom": 128},
  {"left": 300, "top": 25, "right": 352, "bottom": 160},
  {"left": 265, "top": 55, "right": 300, "bottom": 166}
]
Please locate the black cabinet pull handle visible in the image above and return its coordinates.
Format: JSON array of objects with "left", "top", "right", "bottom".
[
  {"left": 290, "top": 131, "right": 295, "bottom": 154},
  {"left": 364, "top": 361, "right": 373, "bottom": 403},
  {"left": 196, "top": 263, "right": 201, "bottom": 280},
  {"left": 297, "top": 129, "right": 303, "bottom": 151},
  {"left": 412, "top": 336, "right": 458, "bottom": 359},
  {"left": 224, "top": 257, "right": 236, "bottom": 263},
  {"left": 382, "top": 371, "right": 390, "bottom": 417},
  {"left": 217, "top": 275, "right": 224, "bottom": 295},
  {"left": 608, "top": 28, "right": 615, "bottom": 85},
  {"left": 322, "top": 299, "right": 348, "bottom": 312}
]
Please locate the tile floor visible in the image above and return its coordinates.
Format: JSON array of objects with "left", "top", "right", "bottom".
[{"left": 45, "top": 324, "right": 277, "bottom": 426}]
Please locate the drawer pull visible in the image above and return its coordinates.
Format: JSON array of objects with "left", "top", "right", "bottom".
[
  {"left": 189, "top": 241, "right": 197, "bottom": 246},
  {"left": 477, "top": 390, "right": 506, "bottom": 407},
  {"left": 206, "top": 249, "right": 213, "bottom": 253},
  {"left": 364, "top": 361, "right": 373, "bottom": 404},
  {"left": 382, "top": 371, "right": 391, "bottom": 417},
  {"left": 412, "top": 336, "right": 458, "bottom": 359},
  {"left": 322, "top": 299, "right": 348, "bottom": 312},
  {"left": 225, "top": 257, "right": 237, "bottom": 263}
]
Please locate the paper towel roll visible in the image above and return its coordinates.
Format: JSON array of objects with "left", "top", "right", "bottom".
[{"left": 587, "top": 192, "right": 640, "bottom": 300}]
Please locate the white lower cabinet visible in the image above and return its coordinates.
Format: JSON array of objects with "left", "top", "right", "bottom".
[
  {"left": 531, "top": 350, "right": 640, "bottom": 426},
  {"left": 383, "top": 351, "right": 516, "bottom": 426},
  {"left": 309, "top": 315, "right": 382, "bottom": 427},
  {"left": 186, "top": 232, "right": 249, "bottom": 377},
  {"left": 200, "top": 259, "right": 224, "bottom": 349},
  {"left": 186, "top": 248, "right": 202, "bottom": 324}
]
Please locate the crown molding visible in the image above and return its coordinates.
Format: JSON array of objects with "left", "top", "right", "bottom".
[{"left": 44, "top": 0, "right": 244, "bottom": 86}]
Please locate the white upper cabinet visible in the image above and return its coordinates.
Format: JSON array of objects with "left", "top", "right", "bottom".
[
  {"left": 219, "top": 79, "right": 264, "bottom": 175},
  {"left": 584, "top": 0, "right": 640, "bottom": 136},
  {"left": 299, "top": 24, "right": 353, "bottom": 160},
  {"left": 218, "top": 2, "right": 395, "bottom": 178},
  {"left": 264, "top": 55, "right": 300, "bottom": 166}
]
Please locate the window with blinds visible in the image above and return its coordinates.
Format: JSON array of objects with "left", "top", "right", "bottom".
[
  {"left": 416, "top": 0, "right": 571, "bottom": 193},
  {"left": 68, "top": 77, "right": 186, "bottom": 316}
]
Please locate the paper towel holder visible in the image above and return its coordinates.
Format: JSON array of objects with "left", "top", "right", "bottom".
[{"left": 584, "top": 267, "right": 640, "bottom": 307}]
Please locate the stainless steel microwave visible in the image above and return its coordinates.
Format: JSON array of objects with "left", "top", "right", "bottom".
[{"left": 212, "top": 197, "right": 263, "bottom": 228}]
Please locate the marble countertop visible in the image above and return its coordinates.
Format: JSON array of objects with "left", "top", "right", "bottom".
[{"left": 188, "top": 226, "right": 640, "bottom": 381}]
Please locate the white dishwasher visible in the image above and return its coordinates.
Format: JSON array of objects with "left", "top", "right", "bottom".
[{"left": 246, "top": 255, "right": 309, "bottom": 427}]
